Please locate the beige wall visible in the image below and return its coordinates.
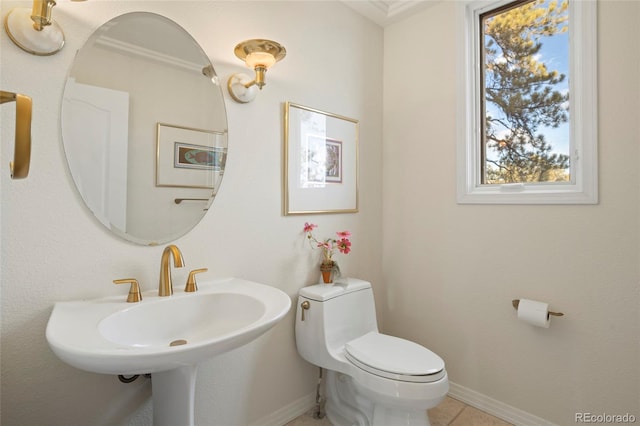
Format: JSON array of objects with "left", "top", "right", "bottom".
[
  {"left": 382, "top": 1, "right": 640, "bottom": 424},
  {"left": 0, "top": 1, "right": 383, "bottom": 425},
  {"left": 3, "top": 0, "right": 639, "bottom": 425}
]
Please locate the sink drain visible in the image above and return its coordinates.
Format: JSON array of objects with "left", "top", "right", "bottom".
[{"left": 170, "top": 339, "right": 187, "bottom": 347}]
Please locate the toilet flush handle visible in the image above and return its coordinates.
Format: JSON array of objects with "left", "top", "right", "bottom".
[{"left": 300, "top": 301, "right": 310, "bottom": 321}]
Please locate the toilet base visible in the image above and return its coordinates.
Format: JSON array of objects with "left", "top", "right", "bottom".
[{"left": 324, "top": 371, "right": 438, "bottom": 426}]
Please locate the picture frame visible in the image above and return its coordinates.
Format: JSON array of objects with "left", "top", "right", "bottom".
[
  {"left": 284, "top": 102, "right": 359, "bottom": 215},
  {"left": 156, "top": 123, "right": 226, "bottom": 189}
]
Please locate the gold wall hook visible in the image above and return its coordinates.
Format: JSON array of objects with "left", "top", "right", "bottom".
[{"left": 1, "top": 91, "right": 32, "bottom": 179}]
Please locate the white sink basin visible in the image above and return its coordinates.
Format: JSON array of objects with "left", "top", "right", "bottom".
[{"left": 46, "top": 278, "right": 291, "bottom": 375}]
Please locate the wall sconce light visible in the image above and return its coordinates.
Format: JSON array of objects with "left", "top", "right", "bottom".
[
  {"left": 227, "top": 39, "right": 286, "bottom": 103},
  {"left": 202, "top": 65, "right": 220, "bottom": 86},
  {"left": 4, "top": 0, "right": 65, "bottom": 55}
]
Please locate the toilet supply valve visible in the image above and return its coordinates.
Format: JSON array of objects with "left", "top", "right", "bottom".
[
  {"left": 113, "top": 278, "right": 142, "bottom": 303},
  {"left": 185, "top": 268, "right": 208, "bottom": 292},
  {"left": 300, "top": 301, "right": 310, "bottom": 321}
]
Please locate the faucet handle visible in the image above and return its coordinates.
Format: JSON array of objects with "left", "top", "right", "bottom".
[
  {"left": 185, "top": 268, "right": 208, "bottom": 293},
  {"left": 113, "top": 278, "right": 143, "bottom": 303}
]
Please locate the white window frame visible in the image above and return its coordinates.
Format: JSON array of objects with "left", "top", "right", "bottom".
[{"left": 456, "top": 0, "right": 598, "bottom": 204}]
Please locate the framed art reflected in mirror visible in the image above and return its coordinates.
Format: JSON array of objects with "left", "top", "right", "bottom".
[{"left": 156, "top": 123, "right": 227, "bottom": 189}]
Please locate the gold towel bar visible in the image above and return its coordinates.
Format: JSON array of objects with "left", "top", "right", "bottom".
[
  {"left": 512, "top": 299, "right": 564, "bottom": 317},
  {"left": 174, "top": 198, "right": 209, "bottom": 204},
  {"left": 1, "top": 90, "right": 32, "bottom": 179}
]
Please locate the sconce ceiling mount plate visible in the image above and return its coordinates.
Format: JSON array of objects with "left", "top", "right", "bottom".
[
  {"left": 4, "top": 7, "right": 65, "bottom": 56},
  {"left": 233, "top": 39, "right": 286, "bottom": 63}
]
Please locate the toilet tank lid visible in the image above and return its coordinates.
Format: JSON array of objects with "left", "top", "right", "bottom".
[{"left": 299, "top": 278, "right": 371, "bottom": 301}]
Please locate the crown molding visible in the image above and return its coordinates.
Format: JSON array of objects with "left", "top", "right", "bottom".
[
  {"left": 341, "top": 0, "right": 440, "bottom": 27},
  {"left": 95, "top": 36, "right": 204, "bottom": 74}
]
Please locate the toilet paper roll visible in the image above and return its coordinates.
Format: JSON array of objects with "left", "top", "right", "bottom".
[{"left": 517, "top": 299, "right": 551, "bottom": 328}]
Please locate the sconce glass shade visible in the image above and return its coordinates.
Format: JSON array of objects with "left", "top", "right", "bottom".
[
  {"left": 4, "top": 6, "right": 64, "bottom": 55},
  {"left": 245, "top": 51, "right": 277, "bottom": 69}
]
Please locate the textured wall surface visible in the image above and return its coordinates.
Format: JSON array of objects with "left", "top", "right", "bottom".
[
  {"left": 382, "top": 1, "right": 640, "bottom": 425},
  {"left": 0, "top": 1, "right": 383, "bottom": 424},
  {"left": 3, "top": 1, "right": 638, "bottom": 425}
]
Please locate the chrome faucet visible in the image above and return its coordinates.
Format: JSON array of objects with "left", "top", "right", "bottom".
[{"left": 159, "top": 244, "right": 184, "bottom": 296}]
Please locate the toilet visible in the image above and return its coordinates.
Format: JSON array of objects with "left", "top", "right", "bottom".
[{"left": 295, "top": 278, "right": 449, "bottom": 426}]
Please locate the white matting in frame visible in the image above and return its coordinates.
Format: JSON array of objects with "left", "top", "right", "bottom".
[
  {"left": 284, "top": 102, "right": 359, "bottom": 215},
  {"left": 156, "top": 123, "right": 227, "bottom": 189}
]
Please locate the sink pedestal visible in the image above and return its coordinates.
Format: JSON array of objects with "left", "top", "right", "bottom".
[{"left": 152, "top": 365, "right": 199, "bottom": 426}]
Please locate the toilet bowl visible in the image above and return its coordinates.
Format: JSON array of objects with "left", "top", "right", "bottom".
[{"left": 295, "top": 278, "right": 448, "bottom": 426}]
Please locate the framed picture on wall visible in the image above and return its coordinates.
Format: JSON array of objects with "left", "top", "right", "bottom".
[
  {"left": 283, "top": 102, "right": 359, "bottom": 215},
  {"left": 156, "top": 123, "right": 226, "bottom": 188}
]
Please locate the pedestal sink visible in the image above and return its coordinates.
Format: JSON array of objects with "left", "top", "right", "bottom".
[{"left": 46, "top": 277, "right": 291, "bottom": 426}]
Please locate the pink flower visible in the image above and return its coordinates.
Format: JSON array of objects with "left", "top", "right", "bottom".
[
  {"left": 303, "top": 223, "right": 353, "bottom": 259},
  {"left": 337, "top": 238, "right": 351, "bottom": 254},
  {"left": 317, "top": 242, "right": 331, "bottom": 250},
  {"left": 336, "top": 230, "right": 351, "bottom": 239}
]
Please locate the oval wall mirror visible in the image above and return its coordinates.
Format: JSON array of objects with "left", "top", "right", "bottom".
[{"left": 61, "top": 12, "right": 228, "bottom": 245}]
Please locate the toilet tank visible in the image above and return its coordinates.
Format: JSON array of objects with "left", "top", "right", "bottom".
[{"left": 295, "top": 278, "right": 378, "bottom": 371}]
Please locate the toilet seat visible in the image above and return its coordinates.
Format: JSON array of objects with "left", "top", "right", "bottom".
[{"left": 345, "top": 332, "right": 445, "bottom": 383}]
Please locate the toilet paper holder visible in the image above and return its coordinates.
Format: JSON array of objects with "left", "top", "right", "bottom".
[{"left": 512, "top": 299, "right": 564, "bottom": 318}]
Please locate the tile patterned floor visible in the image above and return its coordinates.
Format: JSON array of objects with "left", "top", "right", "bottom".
[
  {"left": 285, "top": 396, "right": 513, "bottom": 426},
  {"left": 428, "top": 397, "right": 513, "bottom": 426}
]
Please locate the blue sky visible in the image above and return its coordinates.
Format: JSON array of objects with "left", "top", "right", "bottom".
[
  {"left": 538, "top": 21, "right": 569, "bottom": 155},
  {"left": 485, "top": 0, "right": 570, "bottom": 165}
]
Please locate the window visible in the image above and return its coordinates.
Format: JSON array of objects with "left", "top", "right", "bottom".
[{"left": 457, "top": 0, "right": 597, "bottom": 204}]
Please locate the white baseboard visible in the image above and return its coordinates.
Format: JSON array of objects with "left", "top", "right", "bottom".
[
  {"left": 448, "top": 382, "right": 557, "bottom": 426},
  {"left": 252, "top": 382, "right": 557, "bottom": 426},
  {"left": 249, "top": 392, "right": 316, "bottom": 426}
]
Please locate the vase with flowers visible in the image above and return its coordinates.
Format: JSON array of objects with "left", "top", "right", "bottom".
[{"left": 303, "top": 222, "right": 352, "bottom": 284}]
